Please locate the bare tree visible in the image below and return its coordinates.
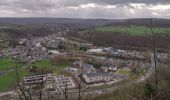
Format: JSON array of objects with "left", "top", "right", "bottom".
[
  {"left": 39, "top": 75, "right": 44, "bottom": 100},
  {"left": 77, "top": 82, "right": 81, "bottom": 100},
  {"left": 61, "top": 76, "right": 68, "bottom": 100},
  {"left": 16, "top": 63, "right": 47, "bottom": 100},
  {"left": 150, "top": 18, "right": 158, "bottom": 88},
  {"left": 15, "top": 64, "right": 32, "bottom": 100}
]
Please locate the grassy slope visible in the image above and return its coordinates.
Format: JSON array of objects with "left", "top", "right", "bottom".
[
  {"left": 0, "top": 58, "right": 69, "bottom": 92},
  {"left": 0, "top": 58, "right": 28, "bottom": 92},
  {"left": 32, "top": 59, "right": 55, "bottom": 68},
  {"left": 0, "top": 58, "right": 21, "bottom": 71},
  {"left": 0, "top": 69, "right": 29, "bottom": 92},
  {"left": 31, "top": 59, "right": 69, "bottom": 73},
  {"left": 94, "top": 26, "right": 170, "bottom": 36}
]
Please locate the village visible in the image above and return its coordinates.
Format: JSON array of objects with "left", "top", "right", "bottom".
[{"left": 0, "top": 34, "right": 169, "bottom": 96}]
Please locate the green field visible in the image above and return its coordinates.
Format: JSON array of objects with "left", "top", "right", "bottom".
[
  {"left": 31, "top": 59, "right": 69, "bottom": 73},
  {"left": 32, "top": 59, "right": 55, "bottom": 68},
  {"left": 0, "top": 69, "right": 29, "bottom": 92},
  {"left": 117, "top": 68, "right": 131, "bottom": 75},
  {"left": 0, "top": 58, "right": 22, "bottom": 71},
  {"left": 0, "top": 58, "right": 26, "bottom": 92},
  {"left": 0, "top": 58, "right": 70, "bottom": 92},
  {"left": 94, "top": 26, "right": 170, "bottom": 36}
]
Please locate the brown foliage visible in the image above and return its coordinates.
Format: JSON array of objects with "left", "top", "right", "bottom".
[{"left": 52, "top": 55, "right": 70, "bottom": 65}]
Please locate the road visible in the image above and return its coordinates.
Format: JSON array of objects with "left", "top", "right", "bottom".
[{"left": 0, "top": 91, "right": 15, "bottom": 97}]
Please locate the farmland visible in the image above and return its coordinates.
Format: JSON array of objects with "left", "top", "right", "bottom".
[
  {"left": 71, "top": 25, "right": 170, "bottom": 50},
  {"left": 93, "top": 26, "right": 170, "bottom": 36}
]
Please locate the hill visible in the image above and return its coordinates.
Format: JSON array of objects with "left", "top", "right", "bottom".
[
  {"left": 0, "top": 18, "right": 170, "bottom": 50},
  {"left": 67, "top": 18, "right": 170, "bottom": 50},
  {"left": 0, "top": 18, "right": 117, "bottom": 28},
  {"left": 108, "top": 18, "right": 170, "bottom": 28},
  {"left": 0, "top": 18, "right": 170, "bottom": 27}
]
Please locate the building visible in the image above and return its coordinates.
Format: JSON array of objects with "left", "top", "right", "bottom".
[
  {"left": 23, "top": 74, "right": 76, "bottom": 92},
  {"left": 73, "top": 61, "right": 83, "bottom": 68},
  {"left": 23, "top": 74, "right": 48, "bottom": 88},
  {"left": 82, "top": 64, "right": 94, "bottom": 73},
  {"left": 80, "top": 43, "right": 94, "bottom": 50},
  {"left": 108, "top": 65, "right": 118, "bottom": 71},
  {"left": 100, "top": 66, "right": 109, "bottom": 72},
  {"left": 87, "top": 48, "right": 103, "bottom": 54},
  {"left": 101, "top": 65, "right": 118, "bottom": 72},
  {"left": 73, "top": 61, "right": 94, "bottom": 73},
  {"left": 83, "top": 72, "right": 113, "bottom": 83}
]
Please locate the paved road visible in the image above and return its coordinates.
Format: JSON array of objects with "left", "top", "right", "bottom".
[{"left": 0, "top": 91, "right": 15, "bottom": 97}]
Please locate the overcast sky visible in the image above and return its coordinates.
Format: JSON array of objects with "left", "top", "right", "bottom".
[{"left": 0, "top": 0, "right": 170, "bottom": 19}]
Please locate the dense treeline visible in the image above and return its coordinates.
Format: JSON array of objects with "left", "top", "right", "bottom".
[
  {"left": 0, "top": 25, "right": 58, "bottom": 38},
  {"left": 68, "top": 31, "right": 170, "bottom": 50},
  {"left": 108, "top": 18, "right": 170, "bottom": 28}
]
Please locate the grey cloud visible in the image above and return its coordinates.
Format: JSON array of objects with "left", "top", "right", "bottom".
[
  {"left": 1, "top": 0, "right": 170, "bottom": 10},
  {"left": 1, "top": 0, "right": 55, "bottom": 11},
  {"left": 0, "top": 0, "right": 170, "bottom": 18},
  {"left": 90, "top": 0, "right": 170, "bottom": 5}
]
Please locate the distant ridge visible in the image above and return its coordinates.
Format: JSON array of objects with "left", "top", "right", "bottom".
[
  {"left": 0, "top": 18, "right": 170, "bottom": 27},
  {"left": 108, "top": 18, "right": 170, "bottom": 28},
  {"left": 0, "top": 18, "right": 118, "bottom": 26}
]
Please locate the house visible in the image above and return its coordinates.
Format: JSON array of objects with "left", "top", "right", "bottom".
[
  {"left": 109, "top": 65, "right": 118, "bottom": 71},
  {"left": 73, "top": 61, "right": 83, "bottom": 68},
  {"left": 101, "top": 64, "right": 117, "bottom": 72},
  {"left": 73, "top": 61, "right": 94, "bottom": 73},
  {"left": 83, "top": 72, "right": 113, "bottom": 83},
  {"left": 80, "top": 43, "right": 94, "bottom": 50},
  {"left": 19, "top": 38, "right": 27, "bottom": 45},
  {"left": 48, "top": 50, "right": 60, "bottom": 55},
  {"left": 101, "top": 66, "right": 109, "bottom": 72},
  {"left": 82, "top": 64, "right": 94, "bottom": 73},
  {"left": 103, "top": 47, "right": 115, "bottom": 52},
  {"left": 87, "top": 48, "right": 103, "bottom": 54}
]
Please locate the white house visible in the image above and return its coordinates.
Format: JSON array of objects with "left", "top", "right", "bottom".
[
  {"left": 101, "top": 65, "right": 117, "bottom": 72},
  {"left": 48, "top": 50, "right": 60, "bottom": 55},
  {"left": 109, "top": 65, "right": 118, "bottom": 71},
  {"left": 87, "top": 48, "right": 103, "bottom": 54},
  {"left": 83, "top": 72, "right": 113, "bottom": 83}
]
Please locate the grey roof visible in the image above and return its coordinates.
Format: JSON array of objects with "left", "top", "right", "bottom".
[
  {"left": 85, "top": 72, "right": 112, "bottom": 77},
  {"left": 82, "top": 64, "right": 93, "bottom": 68},
  {"left": 101, "top": 64, "right": 117, "bottom": 68}
]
